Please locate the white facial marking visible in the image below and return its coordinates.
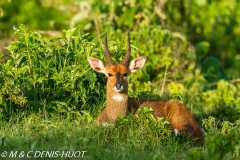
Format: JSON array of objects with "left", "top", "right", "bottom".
[
  {"left": 174, "top": 129, "right": 179, "bottom": 136},
  {"left": 113, "top": 86, "right": 124, "bottom": 93},
  {"left": 112, "top": 95, "right": 125, "bottom": 102}
]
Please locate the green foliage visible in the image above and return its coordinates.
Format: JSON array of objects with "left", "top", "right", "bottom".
[
  {"left": 187, "top": 117, "right": 240, "bottom": 160},
  {"left": 195, "top": 41, "right": 227, "bottom": 82},
  {"left": 113, "top": 107, "right": 172, "bottom": 146},
  {"left": 0, "top": 0, "right": 70, "bottom": 36},
  {"left": 1, "top": 0, "right": 240, "bottom": 80},
  {"left": 0, "top": 112, "right": 189, "bottom": 160},
  {"left": 1, "top": 113, "right": 238, "bottom": 159},
  {"left": 187, "top": 118, "right": 240, "bottom": 160},
  {"left": 127, "top": 27, "right": 174, "bottom": 94},
  {"left": 0, "top": 24, "right": 178, "bottom": 119},
  {"left": 167, "top": 82, "right": 184, "bottom": 95},
  {"left": 202, "top": 80, "right": 240, "bottom": 121},
  {"left": 1, "top": 1, "right": 240, "bottom": 159},
  {"left": 165, "top": 0, "right": 240, "bottom": 79},
  {"left": 195, "top": 41, "right": 210, "bottom": 63},
  {"left": 63, "top": 0, "right": 240, "bottom": 81},
  {"left": 0, "top": 25, "right": 106, "bottom": 115},
  {"left": 202, "top": 80, "right": 237, "bottom": 106},
  {"left": 0, "top": 63, "right": 27, "bottom": 108}
]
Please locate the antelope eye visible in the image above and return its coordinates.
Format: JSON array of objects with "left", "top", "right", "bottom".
[
  {"left": 123, "top": 73, "right": 128, "bottom": 77},
  {"left": 108, "top": 73, "right": 113, "bottom": 77}
]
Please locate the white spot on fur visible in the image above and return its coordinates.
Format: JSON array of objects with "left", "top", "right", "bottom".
[
  {"left": 103, "top": 123, "right": 114, "bottom": 127},
  {"left": 112, "top": 95, "right": 125, "bottom": 102},
  {"left": 174, "top": 129, "right": 179, "bottom": 136}
]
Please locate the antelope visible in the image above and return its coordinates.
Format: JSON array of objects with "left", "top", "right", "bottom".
[{"left": 87, "top": 33, "right": 204, "bottom": 145}]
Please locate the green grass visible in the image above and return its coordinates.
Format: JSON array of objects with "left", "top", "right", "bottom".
[
  {"left": 0, "top": 108, "right": 197, "bottom": 160},
  {"left": 1, "top": 105, "right": 240, "bottom": 160}
]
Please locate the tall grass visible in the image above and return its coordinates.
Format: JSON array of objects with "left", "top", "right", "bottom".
[
  {"left": 0, "top": 108, "right": 192, "bottom": 160},
  {"left": 1, "top": 109, "right": 239, "bottom": 159},
  {"left": 0, "top": 25, "right": 239, "bottom": 159}
]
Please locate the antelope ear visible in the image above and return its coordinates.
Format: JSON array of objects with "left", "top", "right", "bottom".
[
  {"left": 87, "top": 57, "right": 106, "bottom": 74},
  {"left": 129, "top": 56, "right": 146, "bottom": 72}
]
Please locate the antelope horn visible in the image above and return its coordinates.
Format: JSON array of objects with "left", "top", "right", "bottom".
[
  {"left": 104, "top": 33, "right": 115, "bottom": 65},
  {"left": 121, "top": 32, "right": 131, "bottom": 65}
]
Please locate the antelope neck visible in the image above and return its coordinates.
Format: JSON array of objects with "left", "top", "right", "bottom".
[
  {"left": 106, "top": 85, "right": 128, "bottom": 122},
  {"left": 112, "top": 94, "right": 125, "bottom": 102},
  {"left": 107, "top": 87, "right": 128, "bottom": 103}
]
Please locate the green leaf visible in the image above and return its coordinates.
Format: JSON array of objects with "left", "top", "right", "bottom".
[
  {"left": 50, "top": 37, "right": 62, "bottom": 42},
  {"left": 195, "top": 41, "right": 210, "bottom": 62},
  {"left": 37, "top": 77, "right": 46, "bottom": 84},
  {"left": 19, "top": 24, "right": 26, "bottom": 33},
  {"left": 25, "top": 33, "right": 30, "bottom": 47},
  {"left": 85, "top": 71, "right": 97, "bottom": 83}
]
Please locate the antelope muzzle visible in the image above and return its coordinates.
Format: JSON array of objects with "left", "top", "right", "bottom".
[{"left": 113, "top": 72, "right": 125, "bottom": 92}]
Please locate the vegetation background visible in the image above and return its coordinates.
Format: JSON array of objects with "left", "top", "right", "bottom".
[{"left": 0, "top": 0, "right": 239, "bottom": 159}]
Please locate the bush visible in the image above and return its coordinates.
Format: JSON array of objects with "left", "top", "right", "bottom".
[{"left": 0, "top": 25, "right": 106, "bottom": 116}]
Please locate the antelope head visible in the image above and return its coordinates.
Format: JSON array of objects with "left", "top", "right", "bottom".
[{"left": 87, "top": 33, "right": 146, "bottom": 94}]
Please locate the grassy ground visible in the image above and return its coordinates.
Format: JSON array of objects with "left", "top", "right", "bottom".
[
  {"left": 0, "top": 108, "right": 200, "bottom": 160},
  {"left": 1, "top": 103, "right": 240, "bottom": 160}
]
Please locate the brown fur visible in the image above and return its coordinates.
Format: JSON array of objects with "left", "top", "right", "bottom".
[
  {"left": 88, "top": 53, "right": 204, "bottom": 146},
  {"left": 96, "top": 64, "right": 129, "bottom": 124},
  {"left": 128, "top": 98, "right": 204, "bottom": 145}
]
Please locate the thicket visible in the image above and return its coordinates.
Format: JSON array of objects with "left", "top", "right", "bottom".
[
  {"left": 0, "top": 0, "right": 240, "bottom": 159},
  {"left": 1, "top": 0, "right": 240, "bottom": 119}
]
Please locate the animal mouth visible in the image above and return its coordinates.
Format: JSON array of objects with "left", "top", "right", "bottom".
[{"left": 113, "top": 86, "right": 124, "bottom": 93}]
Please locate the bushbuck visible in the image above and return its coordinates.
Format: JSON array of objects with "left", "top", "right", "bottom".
[{"left": 87, "top": 33, "right": 204, "bottom": 145}]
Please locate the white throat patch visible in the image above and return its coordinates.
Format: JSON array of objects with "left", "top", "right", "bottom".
[{"left": 112, "top": 95, "right": 125, "bottom": 102}]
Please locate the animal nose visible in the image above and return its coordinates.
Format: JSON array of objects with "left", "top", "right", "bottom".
[{"left": 115, "top": 83, "right": 123, "bottom": 90}]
